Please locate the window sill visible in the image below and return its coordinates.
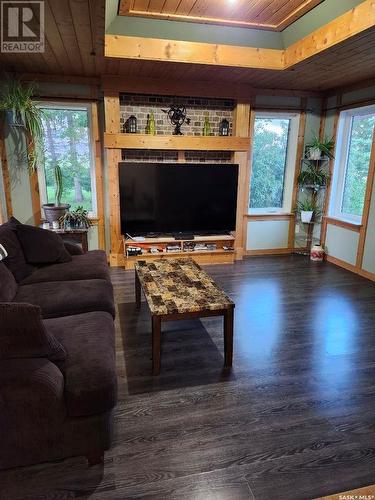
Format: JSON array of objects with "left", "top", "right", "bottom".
[
  {"left": 246, "top": 212, "right": 293, "bottom": 220},
  {"left": 324, "top": 216, "right": 362, "bottom": 232}
]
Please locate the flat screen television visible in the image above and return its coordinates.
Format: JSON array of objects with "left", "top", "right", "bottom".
[{"left": 119, "top": 162, "right": 239, "bottom": 236}]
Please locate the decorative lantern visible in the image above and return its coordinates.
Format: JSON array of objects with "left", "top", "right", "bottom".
[
  {"left": 219, "top": 118, "right": 229, "bottom": 136},
  {"left": 126, "top": 115, "right": 137, "bottom": 134}
]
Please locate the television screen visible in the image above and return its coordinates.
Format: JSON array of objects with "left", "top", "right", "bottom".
[{"left": 119, "top": 163, "right": 239, "bottom": 236}]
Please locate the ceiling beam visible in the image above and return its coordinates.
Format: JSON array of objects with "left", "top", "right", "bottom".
[
  {"left": 100, "top": 74, "right": 324, "bottom": 98},
  {"left": 106, "top": 0, "right": 375, "bottom": 71},
  {"left": 284, "top": 0, "right": 375, "bottom": 68},
  {"left": 105, "top": 35, "right": 284, "bottom": 70}
]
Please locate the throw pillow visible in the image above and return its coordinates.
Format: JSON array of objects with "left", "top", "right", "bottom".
[
  {"left": 16, "top": 224, "right": 72, "bottom": 265},
  {"left": 0, "top": 302, "right": 66, "bottom": 362},
  {"left": 0, "top": 223, "right": 35, "bottom": 282}
]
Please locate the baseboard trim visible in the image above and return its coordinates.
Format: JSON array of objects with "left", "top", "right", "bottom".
[
  {"left": 246, "top": 248, "right": 292, "bottom": 256},
  {"left": 325, "top": 255, "right": 358, "bottom": 273},
  {"left": 326, "top": 254, "right": 375, "bottom": 283}
]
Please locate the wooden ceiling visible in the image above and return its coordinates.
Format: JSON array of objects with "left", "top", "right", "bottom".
[
  {"left": 0, "top": 0, "right": 375, "bottom": 95},
  {"left": 119, "top": 0, "right": 324, "bottom": 31},
  {"left": 102, "top": 27, "right": 375, "bottom": 93}
]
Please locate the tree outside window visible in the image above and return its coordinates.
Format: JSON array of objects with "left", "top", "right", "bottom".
[
  {"left": 40, "top": 106, "right": 95, "bottom": 214},
  {"left": 249, "top": 117, "right": 291, "bottom": 210},
  {"left": 341, "top": 114, "right": 375, "bottom": 217}
]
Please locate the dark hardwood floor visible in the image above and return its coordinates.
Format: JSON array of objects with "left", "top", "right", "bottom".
[{"left": 2, "top": 255, "right": 375, "bottom": 499}]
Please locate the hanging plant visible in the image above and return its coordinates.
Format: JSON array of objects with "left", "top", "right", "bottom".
[{"left": 0, "top": 77, "right": 45, "bottom": 170}]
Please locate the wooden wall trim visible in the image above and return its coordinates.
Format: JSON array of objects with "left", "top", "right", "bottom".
[
  {"left": 284, "top": 0, "right": 375, "bottom": 68},
  {"left": 26, "top": 135, "right": 41, "bottom": 226},
  {"left": 246, "top": 213, "right": 293, "bottom": 221},
  {"left": 323, "top": 216, "right": 361, "bottom": 233},
  {"left": 326, "top": 254, "right": 375, "bottom": 284},
  {"left": 321, "top": 93, "right": 342, "bottom": 247},
  {"left": 100, "top": 75, "right": 324, "bottom": 99},
  {"left": 105, "top": 34, "right": 284, "bottom": 70},
  {"left": 91, "top": 102, "right": 106, "bottom": 251},
  {"left": 241, "top": 103, "right": 256, "bottom": 256},
  {"left": 246, "top": 248, "right": 292, "bottom": 256},
  {"left": 106, "top": 2, "right": 375, "bottom": 71},
  {"left": 288, "top": 98, "right": 307, "bottom": 250},
  {"left": 326, "top": 255, "right": 358, "bottom": 274},
  {"left": 233, "top": 102, "right": 251, "bottom": 259},
  {"left": 0, "top": 126, "right": 12, "bottom": 219},
  {"left": 104, "top": 133, "right": 250, "bottom": 151},
  {"left": 356, "top": 126, "right": 375, "bottom": 268},
  {"left": 104, "top": 92, "right": 123, "bottom": 261}
]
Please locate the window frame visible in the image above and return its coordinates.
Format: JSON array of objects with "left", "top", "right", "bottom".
[
  {"left": 329, "top": 104, "right": 375, "bottom": 225},
  {"left": 37, "top": 101, "right": 98, "bottom": 217},
  {"left": 248, "top": 111, "right": 300, "bottom": 215}
]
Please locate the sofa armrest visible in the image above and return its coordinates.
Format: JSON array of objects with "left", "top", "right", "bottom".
[
  {"left": 0, "top": 358, "right": 66, "bottom": 469},
  {"left": 64, "top": 241, "right": 84, "bottom": 255},
  {"left": 0, "top": 358, "right": 65, "bottom": 418},
  {"left": 0, "top": 303, "right": 66, "bottom": 362}
]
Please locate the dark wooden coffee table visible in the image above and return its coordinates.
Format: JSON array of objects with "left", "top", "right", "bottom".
[{"left": 134, "top": 257, "right": 235, "bottom": 375}]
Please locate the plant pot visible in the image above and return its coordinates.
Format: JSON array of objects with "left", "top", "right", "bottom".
[
  {"left": 43, "top": 203, "right": 70, "bottom": 226},
  {"left": 5, "top": 109, "right": 25, "bottom": 127},
  {"left": 308, "top": 147, "right": 322, "bottom": 160},
  {"left": 301, "top": 210, "right": 314, "bottom": 223},
  {"left": 310, "top": 245, "right": 325, "bottom": 262}
]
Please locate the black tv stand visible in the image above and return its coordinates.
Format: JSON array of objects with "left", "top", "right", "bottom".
[{"left": 173, "top": 232, "right": 195, "bottom": 240}]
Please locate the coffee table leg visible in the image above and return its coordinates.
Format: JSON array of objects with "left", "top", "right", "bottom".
[
  {"left": 152, "top": 315, "right": 161, "bottom": 375},
  {"left": 135, "top": 271, "right": 141, "bottom": 308},
  {"left": 224, "top": 307, "right": 234, "bottom": 368}
]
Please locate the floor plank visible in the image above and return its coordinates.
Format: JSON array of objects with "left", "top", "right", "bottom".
[{"left": 1, "top": 256, "right": 375, "bottom": 499}]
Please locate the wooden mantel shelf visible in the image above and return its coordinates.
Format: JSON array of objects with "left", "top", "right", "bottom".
[{"left": 104, "top": 133, "right": 250, "bottom": 151}]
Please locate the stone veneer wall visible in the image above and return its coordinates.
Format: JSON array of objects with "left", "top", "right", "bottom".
[
  {"left": 119, "top": 93, "right": 234, "bottom": 136},
  {"left": 121, "top": 149, "right": 232, "bottom": 163},
  {"left": 120, "top": 93, "right": 235, "bottom": 164}
]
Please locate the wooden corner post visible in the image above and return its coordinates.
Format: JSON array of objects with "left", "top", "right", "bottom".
[
  {"left": 104, "top": 91, "right": 123, "bottom": 265},
  {"left": 233, "top": 101, "right": 251, "bottom": 259}
]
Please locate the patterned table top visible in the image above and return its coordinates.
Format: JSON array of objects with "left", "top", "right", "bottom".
[{"left": 135, "top": 257, "right": 234, "bottom": 316}]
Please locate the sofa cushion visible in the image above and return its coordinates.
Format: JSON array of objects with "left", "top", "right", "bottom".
[
  {"left": 20, "top": 250, "right": 110, "bottom": 285},
  {"left": 15, "top": 279, "right": 115, "bottom": 319},
  {"left": 44, "top": 311, "right": 117, "bottom": 417},
  {"left": 16, "top": 224, "right": 72, "bottom": 265},
  {"left": 0, "top": 262, "right": 18, "bottom": 302},
  {"left": 0, "top": 223, "right": 35, "bottom": 282},
  {"left": 0, "top": 302, "right": 66, "bottom": 361}
]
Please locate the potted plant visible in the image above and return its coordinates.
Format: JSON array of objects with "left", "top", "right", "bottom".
[
  {"left": 0, "top": 78, "right": 44, "bottom": 169},
  {"left": 297, "top": 163, "right": 330, "bottom": 190},
  {"left": 60, "top": 206, "right": 92, "bottom": 229},
  {"left": 295, "top": 199, "right": 321, "bottom": 223},
  {"left": 43, "top": 164, "right": 70, "bottom": 226},
  {"left": 306, "top": 135, "right": 334, "bottom": 160}
]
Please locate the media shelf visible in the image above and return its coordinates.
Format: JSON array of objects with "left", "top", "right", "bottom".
[{"left": 123, "top": 234, "right": 236, "bottom": 269}]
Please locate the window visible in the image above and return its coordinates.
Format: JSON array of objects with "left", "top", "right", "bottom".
[
  {"left": 249, "top": 112, "right": 300, "bottom": 214},
  {"left": 330, "top": 105, "right": 375, "bottom": 223},
  {"left": 38, "top": 103, "right": 96, "bottom": 216}
]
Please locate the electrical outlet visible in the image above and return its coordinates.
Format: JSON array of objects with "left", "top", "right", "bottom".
[{"left": 295, "top": 224, "right": 300, "bottom": 234}]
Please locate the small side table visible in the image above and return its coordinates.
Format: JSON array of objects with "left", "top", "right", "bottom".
[{"left": 50, "top": 228, "right": 89, "bottom": 253}]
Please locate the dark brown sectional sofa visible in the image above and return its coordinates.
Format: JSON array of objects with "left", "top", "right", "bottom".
[{"left": 0, "top": 218, "right": 117, "bottom": 470}]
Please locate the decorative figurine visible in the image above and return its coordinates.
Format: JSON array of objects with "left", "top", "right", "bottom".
[
  {"left": 219, "top": 118, "right": 230, "bottom": 136},
  {"left": 202, "top": 116, "right": 211, "bottom": 136},
  {"left": 162, "top": 105, "right": 191, "bottom": 135},
  {"left": 125, "top": 115, "right": 137, "bottom": 133}
]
